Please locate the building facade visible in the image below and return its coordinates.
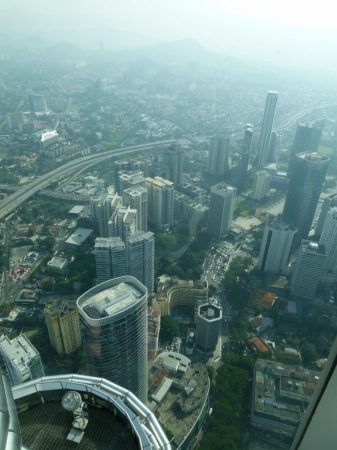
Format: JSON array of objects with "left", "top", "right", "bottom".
[
  {"left": 28, "top": 93, "right": 47, "bottom": 113},
  {"left": 195, "top": 304, "right": 222, "bottom": 355},
  {"left": 319, "top": 207, "right": 337, "bottom": 282},
  {"left": 166, "top": 144, "right": 183, "bottom": 187},
  {"left": 255, "top": 91, "right": 278, "bottom": 171},
  {"left": 77, "top": 277, "right": 148, "bottom": 403},
  {"left": 208, "top": 135, "right": 230, "bottom": 177},
  {"left": 253, "top": 170, "right": 271, "bottom": 200},
  {"left": 267, "top": 131, "right": 281, "bottom": 163},
  {"left": 146, "top": 176, "right": 174, "bottom": 230},
  {"left": 207, "top": 182, "right": 236, "bottom": 240},
  {"left": 239, "top": 124, "right": 254, "bottom": 180},
  {"left": 123, "top": 187, "right": 148, "bottom": 232}
]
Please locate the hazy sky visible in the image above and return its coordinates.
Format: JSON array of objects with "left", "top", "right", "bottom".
[{"left": 1, "top": 0, "right": 337, "bottom": 69}]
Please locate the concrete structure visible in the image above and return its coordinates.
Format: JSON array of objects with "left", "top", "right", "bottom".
[
  {"left": 118, "top": 171, "right": 146, "bottom": 194},
  {"left": 0, "top": 335, "right": 44, "bottom": 386},
  {"left": 182, "top": 199, "right": 208, "bottom": 236},
  {"left": 44, "top": 300, "right": 82, "bottom": 355},
  {"left": 94, "top": 232, "right": 155, "bottom": 293},
  {"left": 146, "top": 176, "right": 174, "bottom": 230},
  {"left": 282, "top": 153, "right": 329, "bottom": 249},
  {"left": 253, "top": 170, "right": 271, "bottom": 200},
  {"left": 166, "top": 144, "right": 183, "bottom": 187},
  {"left": 288, "top": 118, "right": 325, "bottom": 176},
  {"left": 47, "top": 257, "right": 67, "bottom": 270},
  {"left": 239, "top": 124, "right": 254, "bottom": 180},
  {"left": 6, "top": 112, "right": 25, "bottom": 130},
  {"left": 97, "top": 192, "right": 120, "bottom": 238},
  {"left": 28, "top": 93, "right": 47, "bottom": 113},
  {"left": 32, "top": 129, "right": 58, "bottom": 151},
  {"left": 207, "top": 182, "right": 236, "bottom": 240},
  {"left": 255, "top": 91, "right": 278, "bottom": 171},
  {"left": 319, "top": 207, "right": 337, "bottom": 282},
  {"left": 65, "top": 228, "right": 93, "bottom": 246},
  {"left": 291, "top": 241, "right": 326, "bottom": 299},
  {"left": 315, "top": 192, "right": 337, "bottom": 236},
  {"left": 257, "top": 221, "right": 298, "bottom": 275},
  {"left": 251, "top": 359, "right": 320, "bottom": 440},
  {"left": 148, "top": 307, "right": 161, "bottom": 352},
  {"left": 123, "top": 187, "right": 148, "bottom": 232},
  {"left": 195, "top": 303, "right": 222, "bottom": 355},
  {"left": 77, "top": 277, "right": 148, "bottom": 403},
  {"left": 208, "top": 135, "right": 230, "bottom": 177},
  {"left": 0, "top": 372, "right": 171, "bottom": 450},
  {"left": 267, "top": 130, "right": 281, "bottom": 163}
]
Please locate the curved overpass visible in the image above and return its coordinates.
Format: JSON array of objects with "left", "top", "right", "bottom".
[{"left": 0, "top": 140, "right": 175, "bottom": 220}]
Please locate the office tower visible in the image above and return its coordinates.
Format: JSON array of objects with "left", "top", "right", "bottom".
[
  {"left": 253, "top": 170, "right": 271, "bottom": 200},
  {"left": 195, "top": 303, "right": 222, "bottom": 355},
  {"left": 97, "top": 192, "right": 121, "bottom": 238},
  {"left": 290, "top": 241, "right": 326, "bottom": 299},
  {"left": 315, "top": 192, "right": 337, "bottom": 236},
  {"left": 207, "top": 182, "right": 236, "bottom": 239},
  {"left": 123, "top": 187, "right": 148, "bottom": 232},
  {"left": 77, "top": 276, "right": 148, "bottom": 402},
  {"left": 28, "top": 93, "right": 48, "bottom": 113},
  {"left": 6, "top": 112, "right": 25, "bottom": 129},
  {"left": 95, "top": 232, "right": 155, "bottom": 293},
  {"left": 319, "top": 208, "right": 337, "bottom": 281},
  {"left": 239, "top": 124, "right": 254, "bottom": 179},
  {"left": 282, "top": 152, "right": 329, "bottom": 249},
  {"left": 108, "top": 206, "right": 137, "bottom": 240},
  {"left": 288, "top": 118, "right": 325, "bottom": 176},
  {"left": 44, "top": 300, "right": 81, "bottom": 355},
  {"left": 166, "top": 144, "right": 184, "bottom": 187},
  {"left": 118, "top": 171, "right": 146, "bottom": 194},
  {"left": 257, "top": 221, "right": 298, "bottom": 274},
  {"left": 208, "top": 135, "right": 230, "bottom": 177},
  {"left": 0, "top": 335, "right": 44, "bottom": 386},
  {"left": 146, "top": 176, "right": 174, "bottom": 230},
  {"left": 255, "top": 91, "right": 278, "bottom": 170},
  {"left": 267, "top": 131, "right": 281, "bottom": 163},
  {"left": 151, "top": 153, "right": 170, "bottom": 180}
]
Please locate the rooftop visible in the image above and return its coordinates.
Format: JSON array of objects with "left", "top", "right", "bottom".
[
  {"left": 0, "top": 334, "right": 39, "bottom": 372},
  {"left": 68, "top": 205, "right": 84, "bottom": 215},
  {"left": 65, "top": 228, "right": 93, "bottom": 246}
]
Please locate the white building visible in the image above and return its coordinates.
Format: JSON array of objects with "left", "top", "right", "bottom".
[
  {"left": 123, "top": 187, "right": 148, "bottom": 232},
  {"left": 47, "top": 257, "right": 67, "bottom": 270},
  {"left": 195, "top": 303, "right": 222, "bottom": 355},
  {"left": 253, "top": 170, "right": 271, "bottom": 201},
  {"left": 0, "top": 335, "right": 44, "bottom": 386},
  {"left": 147, "top": 176, "right": 174, "bottom": 230},
  {"left": 291, "top": 241, "right": 326, "bottom": 299},
  {"left": 255, "top": 91, "right": 278, "bottom": 171},
  {"left": 257, "top": 221, "right": 298, "bottom": 275},
  {"left": 208, "top": 135, "right": 230, "bottom": 177},
  {"left": 207, "top": 183, "right": 236, "bottom": 240},
  {"left": 319, "top": 207, "right": 337, "bottom": 282}
]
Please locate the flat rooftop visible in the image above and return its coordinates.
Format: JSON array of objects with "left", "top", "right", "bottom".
[
  {"left": 0, "top": 335, "right": 39, "bottom": 371},
  {"left": 66, "top": 228, "right": 93, "bottom": 246},
  {"left": 68, "top": 205, "right": 84, "bottom": 215}
]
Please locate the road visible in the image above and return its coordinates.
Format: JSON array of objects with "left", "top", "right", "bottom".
[{"left": 0, "top": 139, "right": 175, "bottom": 220}]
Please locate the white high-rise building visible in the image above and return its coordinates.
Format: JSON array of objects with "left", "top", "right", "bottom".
[
  {"left": 291, "top": 241, "right": 326, "bottom": 299},
  {"left": 208, "top": 136, "right": 230, "bottom": 177},
  {"left": 77, "top": 276, "right": 148, "bottom": 403},
  {"left": 123, "top": 187, "right": 148, "bottom": 232},
  {"left": 97, "top": 192, "right": 121, "bottom": 238},
  {"left": 207, "top": 183, "right": 236, "bottom": 240},
  {"left": 319, "top": 207, "right": 337, "bottom": 282},
  {"left": 146, "top": 176, "right": 174, "bottom": 230},
  {"left": 0, "top": 334, "right": 44, "bottom": 386},
  {"left": 257, "top": 221, "right": 298, "bottom": 275},
  {"left": 119, "top": 172, "right": 146, "bottom": 194},
  {"left": 256, "top": 91, "right": 278, "bottom": 171},
  {"left": 195, "top": 304, "right": 222, "bottom": 355},
  {"left": 253, "top": 170, "right": 271, "bottom": 201}
]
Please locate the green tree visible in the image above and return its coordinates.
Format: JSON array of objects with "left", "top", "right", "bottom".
[
  {"left": 300, "top": 343, "right": 317, "bottom": 365},
  {"left": 159, "top": 316, "right": 179, "bottom": 342}
]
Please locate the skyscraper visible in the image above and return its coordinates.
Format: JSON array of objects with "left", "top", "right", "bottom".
[
  {"left": 255, "top": 91, "right": 278, "bottom": 171},
  {"left": 315, "top": 192, "right": 337, "bottom": 237},
  {"left": 319, "top": 207, "right": 337, "bottom": 282},
  {"left": 253, "top": 170, "right": 271, "bottom": 201},
  {"left": 239, "top": 124, "right": 254, "bottom": 180},
  {"left": 267, "top": 131, "right": 281, "bottom": 163},
  {"left": 166, "top": 144, "right": 184, "bottom": 187},
  {"left": 146, "top": 176, "right": 174, "bottom": 230},
  {"left": 257, "top": 221, "right": 298, "bottom": 274},
  {"left": 123, "top": 187, "right": 148, "bottom": 232},
  {"left": 97, "top": 192, "right": 121, "bottom": 238},
  {"left": 208, "top": 136, "right": 230, "bottom": 177},
  {"left": 28, "top": 94, "right": 48, "bottom": 113},
  {"left": 77, "top": 276, "right": 148, "bottom": 403},
  {"left": 118, "top": 171, "right": 146, "bottom": 194},
  {"left": 207, "top": 182, "right": 236, "bottom": 240},
  {"left": 282, "top": 152, "right": 329, "bottom": 249},
  {"left": 288, "top": 118, "right": 325, "bottom": 176},
  {"left": 6, "top": 112, "right": 25, "bottom": 129},
  {"left": 290, "top": 241, "right": 326, "bottom": 299},
  {"left": 195, "top": 303, "right": 222, "bottom": 355}
]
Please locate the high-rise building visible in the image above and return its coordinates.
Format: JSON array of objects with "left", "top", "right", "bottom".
[
  {"left": 0, "top": 334, "right": 44, "bottom": 386},
  {"left": 319, "top": 207, "right": 337, "bottom": 282},
  {"left": 267, "top": 131, "right": 281, "bottom": 163},
  {"left": 257, "top": 221, "right": 298, "bottom": 274},
  {"left": 77, "top": 276, "right": 148, "bottom": 403},
  {"left": 28, "top": 93, "right": 48, "bottom": 113},
  {"left": 253, "top": 170, "right": 271, "bottom": 200},
  {"left": 239, "top": 124, "right": 254, "bottom": 180},
  {"left": 6, "top": 112, "right": 25, "bottom": 129},
  {"left": 195, "top": 304, "right": 222, "bottom": 355},
  {"left": 166, "top": 144, "right": 184, "bottom": 187},
  {"left": 288, "top": 118, "right": 325, "bottom": 176},
  {"left": 123, "top": 187, "right": 148, "bottom": 232},
  {"left": 146, "top": 176, "right": 174, "bottom": 230},
  {"left": 208, "top": 135, "right": 230, "bottom": 177},
  {"left": 44, "top": 300, "right": 82, "bottom": 355},
  {"left": 315, "top": 192, "right": 337, "bottom": 237},
  {"left": 118, "top": 171, "right": 146, "bottom": 194},
  {"left": 94, "top": 232, "right": 155, "bottom": 293},
  {"left": 207, "top": 182, "right": 236, "bottom": 239},
  {"left": 97, "top": 192, "right": 121, "bottom": 238},
  {"left": 282, "top": 152, "right": 329, "bottom": 249},
  {"left": 290, "top": 241, "right": 326, "bottom": 299},
  {"left": 255, "top": 91, "right": 278, "bottom": 171}
]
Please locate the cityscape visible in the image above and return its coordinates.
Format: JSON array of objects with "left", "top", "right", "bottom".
[{"left": 1, "top": 2, "right": 337, "bottom": 450}]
